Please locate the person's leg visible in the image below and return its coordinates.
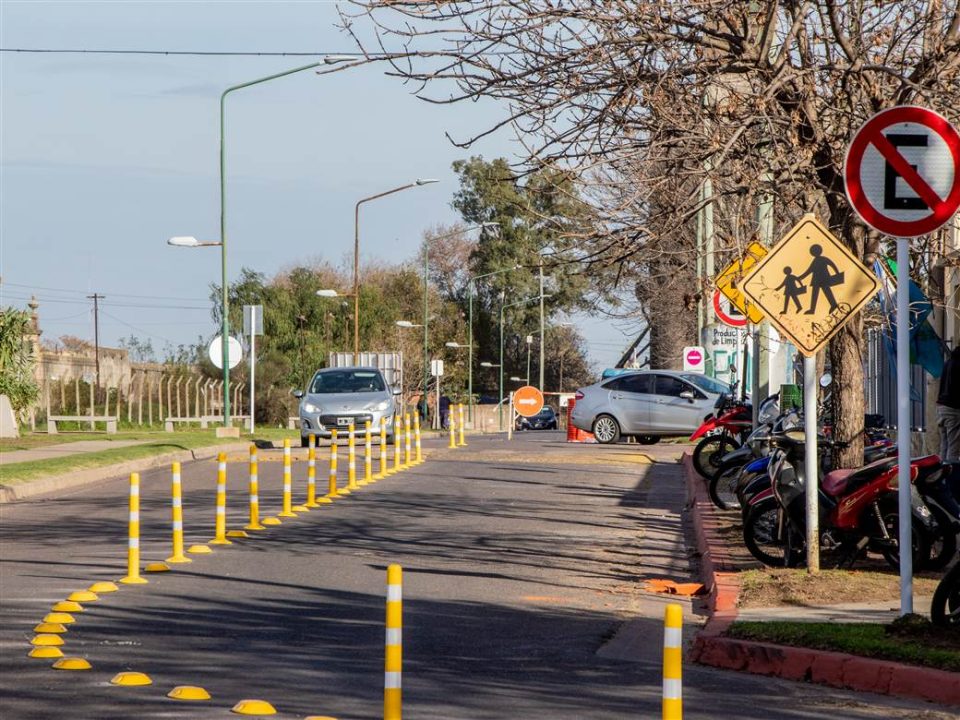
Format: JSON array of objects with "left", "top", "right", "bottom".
[{"left": 942, "top": 406, "right": 960, "bottom": 463}]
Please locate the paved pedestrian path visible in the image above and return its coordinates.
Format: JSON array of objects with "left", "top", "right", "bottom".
[
  {"left": 0, "top": 440, "right": 152, "bottom": 466},
  {"left": 737, "top": 597, "right": 933, "bottom": 624}
]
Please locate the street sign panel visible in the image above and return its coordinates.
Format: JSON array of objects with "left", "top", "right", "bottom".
[
  {"left": 208, "top": 336, "right": 243, "bottom": 369},
  {"left": 712, "top": 289, "right": 747, "bottom": 328},
  {"left": 845, "top": 106, "right": 960, "bottom": 237},
  {"left": 430, "top": 359, "right": 444, "bottom": 377},
  {"left": 513, "top": 385, "right": 544, "bottom": 417},
  {"left": 682, "top": 346, "right": 705, "bottom": 373},
  {"left": 714, "top": 241, "right": 767, "bottom": 323},
  {"left": 243, "top": 304, "right": 263, "bottom": 336},
  {"left": 741, "top": 215, "right": 879, "bottom": 357}
]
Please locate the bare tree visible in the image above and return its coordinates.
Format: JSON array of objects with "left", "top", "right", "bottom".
[{"left": 340, "top": 0, "right": 960, "bottom": 465}]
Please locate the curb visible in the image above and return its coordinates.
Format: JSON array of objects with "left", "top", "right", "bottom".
[
  {"left": 683, "top": 452, "right": 960, "bottom": 707},
  {"left": 0, "top": 441, "right": 254, "bottom": 503}
]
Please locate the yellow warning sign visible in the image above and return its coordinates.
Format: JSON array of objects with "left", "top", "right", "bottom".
[
  {"left": 714, "top": 241, "right": 768, "bottom": 324},
  {"left": 740, "top": 215, "right": 879, "bottom": 357}
]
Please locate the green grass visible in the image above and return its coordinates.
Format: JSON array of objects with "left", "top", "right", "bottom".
[
  {"left": 726, "top": 620, "right": 960, "bottom": 673},
  {"left": 0, "top": 428, "right": 299, "bottom": 485}
]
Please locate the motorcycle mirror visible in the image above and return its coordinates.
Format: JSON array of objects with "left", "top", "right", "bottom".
[{"left": 819, "top": 372, "right": 832, "bottom": 388}]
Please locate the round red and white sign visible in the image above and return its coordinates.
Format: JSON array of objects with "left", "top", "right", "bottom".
[
  {"left": 845, "top": 106, "right": 960, "bottom": 237},
  {"left": 713, "top": 290, "right": 747, "bottom": 328},
  {"left": 683, "top": 346, "right": 705, "bottom": 373}
]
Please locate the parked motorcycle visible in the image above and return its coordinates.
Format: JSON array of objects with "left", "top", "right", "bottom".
[
  {"left": 914, "top": 461, "right": 960, "bottom": 570},
  {"left": 743, "top": 432, "right": 937, "bottom": 570},
  {"left": 931, "top": 560, "right": 960, "bottom": 627},
  {"left": 690, "top": 393, "right": 753, "bottom": 479}
]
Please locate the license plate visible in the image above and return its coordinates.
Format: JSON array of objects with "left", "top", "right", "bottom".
[{"left": 337, "top": 417, "right": 352, "bottom": 426}]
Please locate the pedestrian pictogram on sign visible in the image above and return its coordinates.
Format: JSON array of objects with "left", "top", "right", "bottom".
[
  {"left": 513, "top": 386, "right": 544, "bottom": 417},
  {"left": 714, "top": 241, "right": 768, "bottom": 324},
  {"left": 845, "top": 106, "right": 960, "bottom": 237},
  {"left": 712, "top": 290, "right": 747, "bottom": 328},
  {"left": 740, "top": 215, "right": 879, "bottom": 357}
]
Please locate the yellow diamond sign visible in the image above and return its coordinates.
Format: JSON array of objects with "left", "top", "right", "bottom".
[
  {"left": 714, "top": 241, "right": 768, "bottom": 324},
  {"left": 740, "top": 215, "right": 879, "bottom": 357}
]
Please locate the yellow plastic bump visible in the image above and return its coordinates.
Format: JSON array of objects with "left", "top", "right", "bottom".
[
  {"left": 67, "top": 590, "right": 99, "bottom": 603},
  {"left": 51, "top": 600, "right": 83, "bottom": 612},
  {"left": 261, "top": 517, "right": 282, "bottom": 526},
  {"left": 28, "top": 646, "right": 64, "bottom": 659},
  {"left": 168, "top": 685, "right": 211, "bottom": 701},
  {"left": 188, "top": 544, "right": 212, "bottom": 554},
  {"left": 232, "top": 699, "right": 277, "bottom": 715},
  {"left": 34, "top": 623, "right": 67, "bottom": 634},
  {"left": 31, "top": 634, "right": 64, "bottom": 646},
  {"left": 111, "top": 671, "right": 152, "bottom": 686},
  {"left": 52, "top": 657, "right": 91, "bottom": 671},
  {"left": 292, "top": 505, "right": 310, "bottom": 513},
  {"left": 304, "top": 716, "right": 338, "bottom": 720},
  {"left": 52, "top": 601, "right": 83, "bottom": 613},
  {"left": 145, "top": 562, "right": 171, "bottom": 573},
  {"left": 88, "top": 581, "right": 119, "bottom": 593},
  {"left": 226, "top": 530, "right": 250, "bottom": 538},
  {"left": 44, "top": 612, "right": 75, "bottom": 624}
]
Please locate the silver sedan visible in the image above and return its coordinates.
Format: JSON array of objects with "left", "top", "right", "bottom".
[{"left": 570, "top": 370, "right": 727, "bottom": 444}]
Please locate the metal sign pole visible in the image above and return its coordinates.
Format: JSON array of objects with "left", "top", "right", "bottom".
[
  {"left": 803, "top": 354, "right": 820, "bottom": 573},
  {"left": 896, "top": 237, "right": 913, "bottom": 615},
  {"left": 249, "top": 330, "right": 256, "bottom": 435},
  {"left": 508, "top": 392, "right": 514, "bottom": 440}
]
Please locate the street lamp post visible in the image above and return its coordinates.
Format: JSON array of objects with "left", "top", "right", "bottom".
[
  {"left": 498, "top": 296, "right": 549, "bottom": 431},
  {"left": 467, "top": 262, "right": 519, "bottom": 424},
  {"left": 173, "top": 55, "right": 352, "bottom": 428},
  {"left": 354, "top": 180, "right": 438, "bottom": 359}
]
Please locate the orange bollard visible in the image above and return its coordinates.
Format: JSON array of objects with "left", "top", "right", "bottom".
[
  {"left": 245, "top": 445, "right": 266, "bottom": 530},
  {"left": 210, "top": 452, "right": 231, "bottom": 545},
  {"left": 120, "top": 473, "right": 147, "bottom": 584},
  {"left": 327, "top": 429, "right": 341, "bottom": 498},
  {"left": 278, "top": 439, "right": 297, "bottom": 516},
  {"left": 166, "top": 463, "right": 191, "bottom": 563}
]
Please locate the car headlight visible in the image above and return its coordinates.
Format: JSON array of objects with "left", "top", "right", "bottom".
[
  {"left": 364, "top": 400, "right": 391, "bottom": 412},
  {"left": 302, "top": 402, "right": 321, "bottom": 414}
]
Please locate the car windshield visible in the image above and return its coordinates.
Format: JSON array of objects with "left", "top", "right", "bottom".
[
  {"left": 310, "top": 370, "right": 385, "bottom": 394},
  {"left": 681, "top": 374, "right": 730, "bottom": 395}
]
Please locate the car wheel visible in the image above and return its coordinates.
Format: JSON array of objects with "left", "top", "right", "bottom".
[
  {"left": 592, "top": 415, "right": 621, "bottom": 444},
  {"left": 637, "top": 436, "right": 660, "bottom": 445}
]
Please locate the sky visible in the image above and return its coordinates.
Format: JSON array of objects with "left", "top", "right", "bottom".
[{"left": 0, "top": 1, "right": 637, "bottom": 371}]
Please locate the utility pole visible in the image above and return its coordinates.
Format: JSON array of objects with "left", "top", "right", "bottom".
[
  {"left": 538, "top": 256, "right": 545, "bottom": 389},
  {"left": 87, "top": 293, "right": 105, "bottom": 394}
]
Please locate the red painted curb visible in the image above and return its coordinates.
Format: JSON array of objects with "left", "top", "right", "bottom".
[{"left": 683, "top": 453, "right": 960, "bottom": 707}]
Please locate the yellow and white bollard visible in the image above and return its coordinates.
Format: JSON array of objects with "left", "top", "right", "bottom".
[
  {"left": 378, "top": 417, "right": 389, "bottom": 478},
  {"left": 458, "top": 403, "right": 467, "bottom": 446},
  {"left": 210, "top": 452, "right": 231, "bottom": 545},
  {"left": 120, "top": 473, "right": 147, "bottom": 584},
  {"left": 327, "top": 430, "right": 340, "bottom": 499},
  {"left": 393, "top": 415, "right": 403, "bottom": 474},
  {"left": 448, "top": 412, "right": 457, "bottom": 448},
  {"left": 363, "top": 420, "right": 373, "bottom": 485},
  {"left": 384, "top": 564, "right": 402, "bottom": 720},
  {"left": 662, "top": 603, "right": 683, "bottom": 720},
  {"left": 413, "top": 412, "right": 423, "bottom": 464},
  {"left": 166, "top": 463, "right": 191, "bottom": 563},
  {"left": 305, "top": 434, "right": 323, "bottom": 507},
  {"left": 403, "top": 414, "right": 412, "bottom": 467},
  {"left": 278, "top": 438, "right": 297, "bottom": 516},
  {"left": 245, "top": 446, "right": 266, "bottom": 530},
  {"left": 347, "top": 423, "right": 359, "bottom": 490}
]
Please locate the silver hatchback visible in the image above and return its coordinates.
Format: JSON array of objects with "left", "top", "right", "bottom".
[
  {"left": 570, "top": 370, "right": 729, "bottom": 444},
  {"left": 293, "top": 367, "right": 398, "bottom": 446}
]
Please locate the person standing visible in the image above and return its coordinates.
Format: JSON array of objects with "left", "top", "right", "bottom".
[{"left": 938, "top": 345, "right": 960, "bottom": 462}]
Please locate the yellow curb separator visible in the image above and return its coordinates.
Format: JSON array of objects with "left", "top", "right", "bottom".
[
  {"left": 111, "top": 671, "right": 152, "bottom": 686},
  {"left": 33, "top": 623, "right": 67, "bottom": 634},
  {"left": 28, "top": 646, "right": 63, "bottom": 659},
  {"left": 67, "top": 590, "right": 98, "bottom": 603},
  {"left": 52, "top": 657, "right": 91, "bottom": 671},
  {"left": 231, "top": 699, "right": 277, "bottom": 715},
  {"left": 168, "top": 685, "right": 211, "bottom": 701},
  {"left": 88, "top": 581, "right": 119, "bottom": 593}
]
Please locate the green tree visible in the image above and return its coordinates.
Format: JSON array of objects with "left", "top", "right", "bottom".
[{"left": 0, "top": 308, "right": 39, "bottom": 412}]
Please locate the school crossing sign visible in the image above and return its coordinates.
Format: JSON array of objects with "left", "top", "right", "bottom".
[{"left": 740, "top": 215, "right": 879, "bottom": 357}]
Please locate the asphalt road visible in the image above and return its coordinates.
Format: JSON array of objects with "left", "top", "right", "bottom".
[{"left": 0, "top": 433, "right": 954, "bottom": 719}]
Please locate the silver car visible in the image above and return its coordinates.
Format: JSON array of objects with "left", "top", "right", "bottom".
[
  {"left": 570, "top": 370, "right": 730, "bottom": 444},
  {"left": 293, "top": 367, "right": 399, "bottom": 446}
]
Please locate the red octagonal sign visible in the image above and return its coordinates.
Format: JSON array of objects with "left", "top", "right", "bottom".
[{"left": 845, "top": 106, "right": 960, "bottom": 238}]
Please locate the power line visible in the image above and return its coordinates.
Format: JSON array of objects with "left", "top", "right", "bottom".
[
  {"left": 1, "top": 281, "right": 209, "bottom": 302},
  {"left": 0, "top": 48, "right": 368, "bottom": 57}
]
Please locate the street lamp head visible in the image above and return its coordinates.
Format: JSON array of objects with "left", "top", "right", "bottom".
[
  {"left": 510, "top": 376, "right": 522, "bottom": 382},
  {"left": 444, "top": 342, "right": 462, "bottom": 348},
  {"left": 316, "top": 289, "right": 340, "bottom": 298},
  {"left": 168, "top": 236, "right": 199, "bottom": 247},
  {"left": 322, "top": 55, "right": 355, "bottom": 64},
  {"left": 480, "top": 361, "right": 500, "bottom": 368},
  {"left": 415, "top": 178, "right": 439, "bottom": 186},
  {"left": 396, "top": 320, "right": 415, "bottom": 328}
]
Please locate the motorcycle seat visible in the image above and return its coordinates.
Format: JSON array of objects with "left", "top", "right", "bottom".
[{"left": 822, "top": 456, "right": 898, "bottom": 498}]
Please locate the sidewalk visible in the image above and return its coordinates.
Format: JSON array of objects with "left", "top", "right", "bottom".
[
  {"left": 0, "top": 439, "right": 153, "bottom": 465},
  {"left": 684, "top": 453, "right": 960, "bottom": 706}
]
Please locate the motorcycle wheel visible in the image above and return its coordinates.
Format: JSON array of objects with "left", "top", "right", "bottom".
[
  {"left": 743, "top": 498, "right": 793, "bottom": 567},
  {"left": 931, "top": 563, "right": 960, "bottom": 627},
  {"left": 924, "top": 505, "right": 958, "bottom": 572},
  {"left": 709, "top": 464, "right": 742, "bottom": 511},
  {"left": 692, "top": 434, "right": 740, "bottom": 479},
  {"left": 876, "top": 502, "right": 931, "bottom": 571}
]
